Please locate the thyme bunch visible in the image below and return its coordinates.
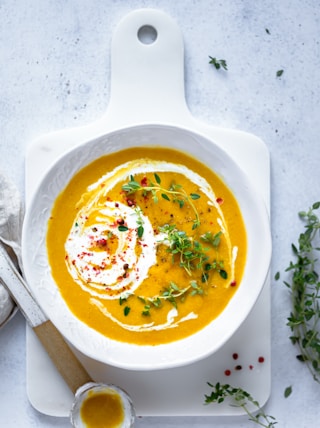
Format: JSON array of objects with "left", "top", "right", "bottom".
[
  {"left": 205, "top": 382, "right": 277, "bottom": 427},
  {"left": 284, "top": 201, "right": 320, "bottom": 382},
  {"left": 159, "top": 224, "right": 227, "bottom": 280},
  {"left": 159, "top": 224, "right": 209, "bottom": 276}
]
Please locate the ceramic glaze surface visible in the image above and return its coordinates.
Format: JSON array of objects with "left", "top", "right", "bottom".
[{"left": 22, "top": 125, "right": 271, "bottom": 370}]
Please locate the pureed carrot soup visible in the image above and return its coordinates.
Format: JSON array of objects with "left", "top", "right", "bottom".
[{"left": 47, "top": 147, "right": 247, "bottom": 346}]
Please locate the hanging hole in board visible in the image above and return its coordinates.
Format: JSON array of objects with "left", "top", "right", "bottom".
[{"left": 137, "top": 25, "right": 158, "bottom": 45}]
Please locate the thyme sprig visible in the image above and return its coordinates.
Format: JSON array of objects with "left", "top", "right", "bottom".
[
  {"left": 138, "top": 280, "right": 203, "bottom": 316},
  {"left": 122, "top": 173, "right": 201, "bottom": 229},
  {"left": 209, "top": 56, "right": 228, "bottom": 70},
  {"left": 284, "top": 201, "right": 320, "bottom": 382},
  {"left": 205, "top": 382, "right": 277, "bottom": 427},
  {"left": 159, "top": 224, "right": 209, "bottom": 276},
  {"left": 200, "top": 230, "right": 222, "bottom": 248},
  {"left": 134, "top": 206, "right": 144, "bottom": 238},
  {"left": 159, "top": 224, "right": 227, "bottom": 280}
]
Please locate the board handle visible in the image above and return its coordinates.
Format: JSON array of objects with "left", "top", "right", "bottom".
[{"left": 105, "top": 8, "right": 193, "bottom": 126}]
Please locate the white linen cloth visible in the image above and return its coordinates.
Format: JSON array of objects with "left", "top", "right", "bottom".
[{"left": 0, "top": 172, "right": 24, "bottom": 326}]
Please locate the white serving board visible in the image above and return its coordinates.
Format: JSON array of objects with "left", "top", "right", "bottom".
[{"left": 25, "top": 9, "right": 271, "bottom": 418}]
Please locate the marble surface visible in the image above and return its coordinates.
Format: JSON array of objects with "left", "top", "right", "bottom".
[{"left": 1, "top": 0, "right": 320, "bottom": 427}]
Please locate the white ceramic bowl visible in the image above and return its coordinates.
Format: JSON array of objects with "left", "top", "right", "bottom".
[{"left": 22, "top": 124, "right": 271, "bottom": 370}]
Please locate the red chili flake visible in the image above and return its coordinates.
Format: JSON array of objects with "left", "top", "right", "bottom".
[
  {"left": 235, "top": 365, "right": 242, "bottom": 371},
  {"left": 115, "top": 202, "right": 119, "bottom": 207},
  {"left": 117, "top": 218, "right": 125, "bottom": 225},
  {"left": 258, "top": 356, "right": 265, "bottom": 363},
  {"left": 141, "top": 176, "right": 148, "bottom": 186},
  {"left": 216, "top": 197, "right": 224, "bottom": 205},
  {"left": 232, "top": 353, "right": 239, "bottom": 360},
  {"left": 230, "top": 280, "right": 237, "bottom": 287},
  {"left": 126, "top": 198, "right": 135, "bottom": 207},
  {"left": 249, "top": 365, "right": 254, "bottom": 370},
  {"left": 224, "top": 369, "right": 231, "bottom": 376}
]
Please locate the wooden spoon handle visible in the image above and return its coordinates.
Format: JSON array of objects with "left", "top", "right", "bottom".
[{"left": 34, "top": 320, "right": 92, "bottom": 394}]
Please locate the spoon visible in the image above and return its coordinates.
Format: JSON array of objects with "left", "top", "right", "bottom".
[
  {"left": 0, "top": 242, "right": 93, "bottom": 393},
  {"left": 0, "top": 174, "right": 135, "bottom": 426},
  {"left": 0, "top": 243, "right": 135, "bottom": 427}
]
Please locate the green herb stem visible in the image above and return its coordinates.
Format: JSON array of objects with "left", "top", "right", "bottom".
[
  {"left": 205, "top": 382, "right": 277, "bottom": 428},
  {"left": 122, "top": 174, "right": 201, "bottom": 229},
  {"left": 284, "top": 201, "right": 320, "bottom": 383}
]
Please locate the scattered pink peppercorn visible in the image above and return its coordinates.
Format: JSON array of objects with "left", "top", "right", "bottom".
[{"left": 216, "top": 197, "right": 224, "bottom": 205}]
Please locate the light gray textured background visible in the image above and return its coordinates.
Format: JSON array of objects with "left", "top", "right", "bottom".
[{"left": 1, "top": 1, "right": 320, "bottom": 427}]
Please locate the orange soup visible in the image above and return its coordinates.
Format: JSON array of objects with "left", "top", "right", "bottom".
[
  {"left": 80, "top": 389, "right": 124, "bottom": 428},
  {"left": 47, "top": 147, "right": 246, "bottom": 345}
]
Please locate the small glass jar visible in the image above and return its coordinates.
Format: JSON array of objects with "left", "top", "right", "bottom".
[{"left": 70, "top": 382, "right": 135, "bottom": 428}]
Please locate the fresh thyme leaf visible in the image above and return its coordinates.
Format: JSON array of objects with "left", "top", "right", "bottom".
[
  {"left": 201, "top": 231, "right": 222, "bottom": 248},
  {"left": 219, "top": 269, "right": 228, "bottom": 279},
  {"left": 209, "top": 56, "right": 228, "bottom": 70},
  {"left": 142, "top": 305, "right": 151, "bottom": 316},
  {"left": 190, "top": 193, "right": 200, "bottom": 200},
  {"left": 274, "top": 271, "right": 280, "bottom": 281},
  {"left": 118, "top": 225, "right": 128, "bottom": 232},
  {"left": 124, "top": 306, "right": 131, "bottom": 316},
  {"left": 276, "top": 69, "right": 284, "bottom": 77},
  {"left": 134, "top": 206, "right": 145, "bottom": 238},
  {"left": 284, "top": 201, "right": 320, "bottom": 383},
  {"left": 137, "top": 225, "right": 144, "bottom": 238},
  {"left": 284, "top": 386, "right": 292, "bottom": 398},
  {"left": 122, "top": 178, "right": 141, "bottom": 193},
  {"left": 154, "top": 173, "right": 161, "bottom": 184},
  {"left": 119, "top": 296, "right": 127, "bottom": 306},
  {"left": 190, "top": 280, "right": 204, "bottom": 295},
  {"left": 205, "top": 382, "right": 277, "bottom": 427},
  {"left": 161, "top": 193, "right": 170, "bottom": 201}
]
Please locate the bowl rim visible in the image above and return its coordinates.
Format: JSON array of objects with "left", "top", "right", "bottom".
[{"left": 22, "top": 123, "right": 272, "bottom": 370}]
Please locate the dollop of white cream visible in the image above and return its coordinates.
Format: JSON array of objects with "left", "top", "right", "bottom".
[{"left": 65, "top": 201, "right": 157, "bottom": 299}]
